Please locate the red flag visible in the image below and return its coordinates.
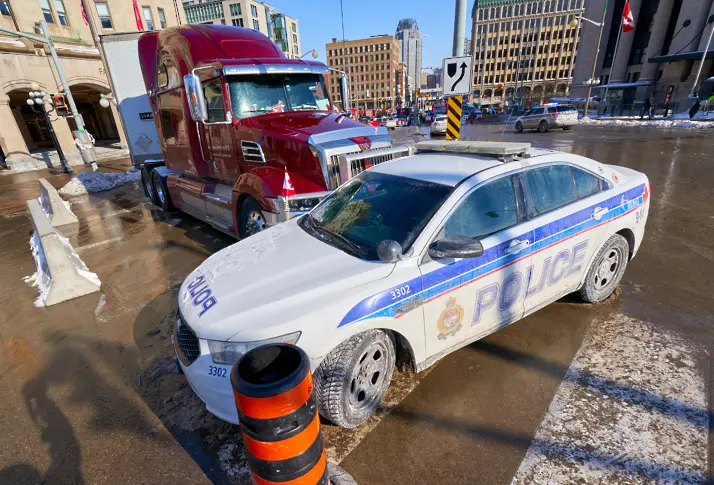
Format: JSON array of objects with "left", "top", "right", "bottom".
[
  {"left": 80, "top": 1, "right": 89, "bottom": 26},
  {"left": 133, "top": 0, "right": 144, "bottom": 31},
  {"left": 281, "top": 167, "right": 296, "bottom": 197},
  {"left": 622, "top": 0, "right": 635, "bottom": 32}
]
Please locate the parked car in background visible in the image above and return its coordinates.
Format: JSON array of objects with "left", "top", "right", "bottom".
[
  {"left": 515, "top": 104, "right": 578, "bottom": 133},
  {"left": 430, "top": 114, "right": 448, "bottom": 135},
  {"left": 385, "top": 117, "right": 398, "bottom": 129},
  {"left": 359, "top": 116, "right": 371, "bottom": 124},
  {"left": 395, "top": 117, "right": 407, "bottom": 127}
]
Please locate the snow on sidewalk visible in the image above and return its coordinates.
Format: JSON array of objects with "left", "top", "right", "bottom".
[
  {"left": 59, "top": 169, "right": 141, "bottom": 197},
  {"left": 581, "top": 117, "right": 714, "bottom": 129},
  {"left": 511, "top": 315, "right": 708, "bottom": 484}
]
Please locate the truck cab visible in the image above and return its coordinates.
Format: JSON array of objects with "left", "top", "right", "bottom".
[{"left": 138, "top": 25, "right": 394, "bottom": 238}]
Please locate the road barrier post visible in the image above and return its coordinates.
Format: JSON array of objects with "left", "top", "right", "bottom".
[{"left": 231, "top": 344, "right": 328, "bottom": 485}]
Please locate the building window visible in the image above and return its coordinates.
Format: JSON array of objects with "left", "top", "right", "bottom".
[
  {"left": 229, "top": 3, "right": 241, "bottom": 16},
  {"left": 291, "top": 22, "right": 296, "bottom": 32},
  {"left": 0, "top": 1, "right": 9, "bottom": 15},
  {"left": 232, "top": 18, "right": 243, "bottom": 27},
  {"left": 251, "top": 4, "right": 258, "bottom": 16},
  {"left": 54, "top": 0, "right": 69, "bottom": 25},
  {"left": 252, "top": 19, "right": 259, "bottom": 30},
  {"left": 95, "top": 2, "right": 112, "bottom": 28},
  {"left": 39, "top": 0, "right": 54, "bottom": 23},
  {"left": 143, "top": 7, "right": 154, "bottom": 30},
  {"left": 292, "top": 33, "right": 297, "bottom": 44},
  {"left": 158, "top": 8, "right": 167, "bottom": 29}
]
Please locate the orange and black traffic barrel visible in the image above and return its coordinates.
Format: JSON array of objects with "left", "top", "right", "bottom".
[{"left": 231, "top": 344, "right": 328, "bottom": 485}]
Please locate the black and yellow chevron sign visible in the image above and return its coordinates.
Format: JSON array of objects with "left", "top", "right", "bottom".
[{"left": 446, "top": 95, "right": 463, "bottom": 140}]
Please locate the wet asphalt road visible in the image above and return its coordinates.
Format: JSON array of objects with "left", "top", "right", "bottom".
[{"left": 0, "top": 124, "right": 712, "bottom": 484}]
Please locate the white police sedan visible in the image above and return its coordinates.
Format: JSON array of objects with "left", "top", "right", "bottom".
[{"left": 174, "top": 141, "right": 650, "bottom": 429}]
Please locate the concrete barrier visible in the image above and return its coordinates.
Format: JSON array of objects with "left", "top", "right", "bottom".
[
  {"left": 27, "top": 199, "right": 101, "bottom": 306},
  {"left": 39, "top": 178, "right": 78, "bottom": 228}
]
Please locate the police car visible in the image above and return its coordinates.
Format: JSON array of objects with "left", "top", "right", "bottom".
[
  {"left": 174, "top": 141, "right": 650, "bottom": 429},
  {"left": 515, "top": 104, "right": 578, "bottom": 133}
]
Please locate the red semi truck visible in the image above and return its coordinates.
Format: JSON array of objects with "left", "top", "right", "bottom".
[{"left": 128, "top": 24, "right": 402, "bottom": 238}]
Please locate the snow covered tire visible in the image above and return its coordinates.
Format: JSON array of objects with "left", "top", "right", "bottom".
[
  {"left": 580, "top": 234, "right": 629, "bottom": 303},
  {"left": 314, "top": 330, "right": 395, "bottom": 429}
]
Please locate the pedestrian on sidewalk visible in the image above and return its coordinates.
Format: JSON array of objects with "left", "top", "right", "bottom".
[
  {"left": 648, "top": 93, "right": 655, "bottom": 119},
  {"left": 689, "top": 99, "right": 701, "bottom": 119},
  {"left": 640, "top": 96, "right": 651, "bottom": 120}
]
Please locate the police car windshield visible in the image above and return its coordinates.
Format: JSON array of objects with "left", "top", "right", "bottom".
[{"left": 301, "top": 171, "right": 452, "bottom": 261}]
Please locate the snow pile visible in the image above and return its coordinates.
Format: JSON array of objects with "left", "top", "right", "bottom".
[
  {"left": 59, "top": 169, "right": 141, "bottom": 197},
  {"left": 581, "top": 117, "right": 714, "bottom": 129}
]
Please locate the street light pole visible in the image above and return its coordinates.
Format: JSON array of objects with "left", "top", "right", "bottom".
[
  {"left": 689, "top": 15, "right": 714, "bottom": 99},
  {"left": 582, "top": 0, "right": 609, "bottom": 119},
  {"left": 27, "top": 91, "right": 71, "bottom": 173}
]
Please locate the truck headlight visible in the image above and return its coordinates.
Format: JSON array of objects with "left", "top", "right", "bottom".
[
  {"left": 288, "top": 197, "right": 321, "bottom": 212},
  {"left": 206, "top": 331, "right": 302, "bottom": 365}
]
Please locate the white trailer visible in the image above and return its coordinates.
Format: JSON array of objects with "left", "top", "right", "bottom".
[{"left": 99, "top": 32, "right": 162, "bottom": 166}]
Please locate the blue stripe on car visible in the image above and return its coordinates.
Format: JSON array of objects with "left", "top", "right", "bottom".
[{"left": 338, "top": 184, "right": 645, "bottom": 327}]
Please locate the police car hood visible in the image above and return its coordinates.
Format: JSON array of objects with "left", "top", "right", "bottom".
[{"left": 178, "top": 219, "right": 394, "bottom": 341}]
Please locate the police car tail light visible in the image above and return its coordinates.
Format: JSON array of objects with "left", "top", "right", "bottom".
[{"left": 207, "top": 331, "right": 302, "bottom": 365}]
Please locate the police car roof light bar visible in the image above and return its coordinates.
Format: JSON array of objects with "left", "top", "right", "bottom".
[{"left": 416, "top": 141, "right": 532, "bottom": 162}]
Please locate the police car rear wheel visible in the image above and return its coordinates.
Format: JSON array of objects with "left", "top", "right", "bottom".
[
  {"left": 515, "top": 121, "right": 523, "bottom": 133},
  {"left": 580, "top": 234, "right": 629, "bottom": 303},
  {"left": 314, "top": 330, "right": 395, "bottom": 429},
  {"left": 538, "top": 120, "right": 549, "bottom": 133}
]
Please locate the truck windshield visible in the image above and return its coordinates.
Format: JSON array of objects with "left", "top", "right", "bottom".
[
  {"left": 228, "top": 74, "right": 331, "bottom": 119},
  {"left": 300, "top": 171, "right": 452, "bottom": 261}
]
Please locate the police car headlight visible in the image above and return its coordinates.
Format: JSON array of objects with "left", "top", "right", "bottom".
[
  {"left": 288, "top": 197, "right": 320, "bottom": 212},
  {"left": 206, "top": 331, "right": 302, "bottom": 365}
]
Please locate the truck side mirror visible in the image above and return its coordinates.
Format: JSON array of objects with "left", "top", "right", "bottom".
[
  {"left": 339, "top": 76, "right": 351, "bottom": 111},
  {"left": 184, "top": 74, "right": 207, "bottom": 122}
]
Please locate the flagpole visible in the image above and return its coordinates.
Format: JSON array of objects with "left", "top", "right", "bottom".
[{"left": 603, "top": 1, "right": 628, "bottom": 104}]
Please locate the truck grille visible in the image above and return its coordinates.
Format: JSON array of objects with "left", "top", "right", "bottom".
[
  {"left": 176, "top": 314, "right": 200, "bottom": 365},
  {"left": 329, "top": 153, "right": 356, "bottom": 188},
  {"left": 348, "top": 151, "right": 395, "bottom": 177}
]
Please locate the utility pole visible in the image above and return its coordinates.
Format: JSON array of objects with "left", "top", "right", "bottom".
[
  {"left": 581, "top": 0, "right": 609, "bottom": 119},
  {"left": 0, "top": 20, "right": 98, "bottom": 168},
  {"left": 452, "top": 0, "right": 467, "bottom": 56}
]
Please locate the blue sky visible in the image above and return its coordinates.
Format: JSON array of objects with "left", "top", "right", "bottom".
[{"left": 268, "top": 0, "right": 476, "bottom": 70}]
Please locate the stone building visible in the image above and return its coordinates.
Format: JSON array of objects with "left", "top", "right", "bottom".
[
  {"left": 0, "top": 0, "right": 181, "bottom": 170},
  {"left": 182, "top": 0, "right": 300, "bottom": 58},
  {"left": 470, "top": 0, "right": 586, "bottom": 108},
  {"left": 325, "top": 35, "right": 401, "bottom": 114},
  {"left": 571, "top": 0, "right": 714, "bottom": 112}
]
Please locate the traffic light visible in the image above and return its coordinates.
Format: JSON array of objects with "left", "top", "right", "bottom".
[
  {"left": 52, "top": 94, "right": 69, "bottom": 117},
  {"left": 417, "top": 88, "right": 421, "bottom": 97}
]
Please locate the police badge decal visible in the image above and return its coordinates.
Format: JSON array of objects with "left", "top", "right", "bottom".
[{"left": 437, "top": 297, "right": 464, "bottom": 340}]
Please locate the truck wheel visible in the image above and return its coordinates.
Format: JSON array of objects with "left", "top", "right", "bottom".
[
  {"left": 239, "top": 197, "right": 267, "bottom": 238},
  {"left": 151, "top": 171, "right": 173, "bottom": 211},
  {"left": 580, "top": 234, "right": 629, "bottom": 303},
  {"left": 515, "top": 121, "right": 524, "bottom": 133},
  {"left": 314, "top": 330, "right": 395, "bottom": 429},
  {"left": 142, "top": 168, "right": 159, "bottom": 205},
  {"left": 538, "top": 120, "right": 549, "bottom": 133}
]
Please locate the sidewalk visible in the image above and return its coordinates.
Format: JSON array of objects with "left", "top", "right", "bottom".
[
  {"left": 0, "top": 157, "right": 133, "bottom": 216},
  {"left": 1, "top": 142, "right": 130, "bottom": 173}
]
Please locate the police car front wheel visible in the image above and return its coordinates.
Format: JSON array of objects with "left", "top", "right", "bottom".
[
  {"left": 314, "top": 330, "right": 396, "bottom": 429},
  {"left": 580, "top": 234, "right": 629, "bottom": 303}
]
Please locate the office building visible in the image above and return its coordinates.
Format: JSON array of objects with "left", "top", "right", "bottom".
[
  {"left": 183, "top": 0, "right": 300, "bottom": 57},
  {"left": 470, "top": 0, "right": 586, "bottom": 107},
  {"left": 571, "top": 0, "right": 714, "bottom": 111},
  {"left": 0, "top": 0, "right": 180, "bottom": 170},
  {"left": 325, "top": 36, "right": 401, "bottom": 113},
  {"left": 395, "top": 18, "right": 422, "bottom": 103}
]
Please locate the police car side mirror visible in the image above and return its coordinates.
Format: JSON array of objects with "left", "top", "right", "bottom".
[
  {"left": 377, "top": 240, "right": 403, "bottom": 263},
  {"left": 428, "top": 237, "right": 484, "bottom": 260}
]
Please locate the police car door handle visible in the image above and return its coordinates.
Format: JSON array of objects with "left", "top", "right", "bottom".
[
  {"left": 592, "top": 207, "right": 608, "bottom": 220},
  {"left": 505, "top": 239, "right": 530, "bottom": 255}
]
